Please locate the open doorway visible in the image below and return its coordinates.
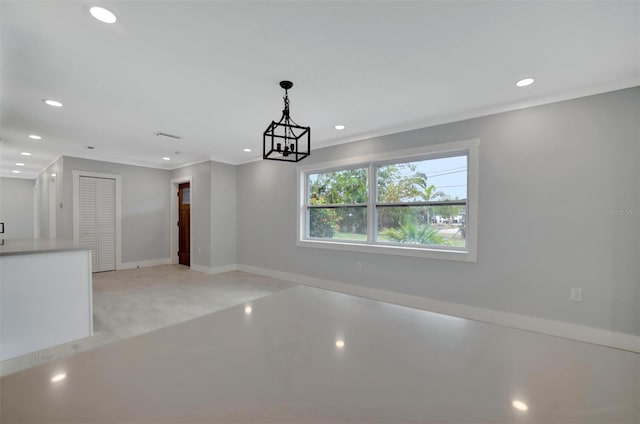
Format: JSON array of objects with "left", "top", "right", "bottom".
[{"left": 170, "top": 177, "right": 192, "bottom": 267}]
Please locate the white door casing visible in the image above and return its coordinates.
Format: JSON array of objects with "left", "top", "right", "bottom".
[
  {"left": 48, "top": 177, "right": 56, "bottom": 239},
  {"left": 97, "top": 178, "right": 116, "bottom": 271}
]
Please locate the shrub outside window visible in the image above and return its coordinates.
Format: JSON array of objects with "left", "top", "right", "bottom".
[{"left": 297, "top": 139, "right": 479, "bottom": 261}]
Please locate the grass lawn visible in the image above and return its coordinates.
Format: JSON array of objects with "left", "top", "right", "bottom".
[
  {"left": 329, "top": 230, "right": 466, "bottom": 247},
  {"left": 333, "top": 232, "right": 367, "bottom": 241}
]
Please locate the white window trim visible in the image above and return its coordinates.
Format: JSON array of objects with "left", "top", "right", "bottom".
[
  {"left": 296, "top": 138, "right": 479, "bottom": 262},
  {"left": 72, "top": 170, "right": 123, "bottom": 270}
]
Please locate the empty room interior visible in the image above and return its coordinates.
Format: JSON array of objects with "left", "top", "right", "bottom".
[{"left": 0, "top": 1, "right": 639, "bottom": 423}]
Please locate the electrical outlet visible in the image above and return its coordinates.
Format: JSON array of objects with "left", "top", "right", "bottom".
[
  {"left": 570, "top": 288, "right": 582, "bottom": 302},
  {"left": 356, "top": 261, "right": 363, "bottom": 271}
]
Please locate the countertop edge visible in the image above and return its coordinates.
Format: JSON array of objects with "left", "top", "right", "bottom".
[{"left": 0, "top": 246, "right": 92, "bottom": 257}]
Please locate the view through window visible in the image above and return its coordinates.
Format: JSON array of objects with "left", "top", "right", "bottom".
[
  {"left": 308, "top": 167, "right": 368, "bottom": 241},
  {"left": 305, "top": 153, "right": 468, "bottom": 250},
  {"left": 376, "top": 155, "right": 467, "bottom": 247}
]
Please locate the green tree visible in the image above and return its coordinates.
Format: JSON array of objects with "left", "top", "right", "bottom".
[
  {"left": 309, "top": 208, "right": 337, "bottom": 238},
  {"left": 377, "top": 164, "right": 427, "bottom": 228},
  {"left": 376, "top": 164, "right": 447, "bottom": 244},
  {"left": 309, "top": 168, "right": 368, "bottom": 235},
  {"left": 308, "top": 164, "right": 449, "bottom": 241},
  {"left": 309, "top": 168, "right": 367, "bottom": 205}
]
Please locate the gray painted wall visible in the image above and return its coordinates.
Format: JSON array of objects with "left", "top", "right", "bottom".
[
  {"left": 62, "top": 157, "right": 171, "bottom": 264},
  {"left": 210, "top": 161, "right": 237, "bottom": 267},
  {"left": 35, "top": 171, "right": 49, "bottom": 238},
  {"left": 170, "top": 160, "right": 238, "bottom": 269},
  {"left": 24, "top": 156, "right": 240, "bottom": 269},
  {"left": 0, "top": 177, "right": 35, "bottom": 239},
  {"left": 171, "top": 161, "right": 212, "bottom": 268},
  {"left": 34, "top": 158, "right": 63, "bottom": 238},
  {"left": 24, "top": 156, "right": 238, "bottom": 270},
  {"left": 236, "top": 87, "right": 640, "bottom": 336}
]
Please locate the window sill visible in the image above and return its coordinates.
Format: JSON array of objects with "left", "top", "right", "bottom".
[{"left": 297, "top": 239, "right": 477, "bottom": 262}]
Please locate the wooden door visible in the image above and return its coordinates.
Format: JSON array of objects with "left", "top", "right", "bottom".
[{"left": 178, "top": 183, "right": 190, "bottom": 266}]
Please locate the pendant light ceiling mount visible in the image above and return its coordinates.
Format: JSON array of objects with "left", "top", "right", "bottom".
[
  {"left": 263, "top": 80, "right": 310, "bottom": 162},
  {"left": 279, "top": 80, "right": 293, "bottom": 90}
]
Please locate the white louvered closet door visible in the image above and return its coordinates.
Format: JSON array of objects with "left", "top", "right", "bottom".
[
  {"left": 97, "top": 178, "right": 115, "bottom": 271},
  {"left": 79, "top": 176, "right": 116, "bottom": 272},
  {"left": 79, "top": 177, "right": 98, "bottom": 270}
]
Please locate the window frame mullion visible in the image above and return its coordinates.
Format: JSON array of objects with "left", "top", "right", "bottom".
[
  {"left": 307, "top": 203, "right": 368, "bottom": 209},
  {"left": 367, "top": 162, "right": 376, "bottom": 245}
]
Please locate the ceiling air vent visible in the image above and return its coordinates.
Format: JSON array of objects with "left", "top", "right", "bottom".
[{"left": 155, "top": 132, "right": 182, "bottom": 140}]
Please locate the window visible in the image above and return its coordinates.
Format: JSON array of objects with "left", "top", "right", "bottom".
[
  {"left": 182, "top": 188, "right": 191, "bottom": 204},
  {"left": 307, "top": 168, "right": 368, "bottom": 241},
  {"left": 298, "top": 139, "right": 478, "bottom": 261},
  {"left": 376, "top": 156, "right": 467, "bottom": 248}
]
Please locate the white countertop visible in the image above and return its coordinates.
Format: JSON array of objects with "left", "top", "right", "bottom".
[{"left": 0, "top": 239, "right": 91, "bottom": 256}]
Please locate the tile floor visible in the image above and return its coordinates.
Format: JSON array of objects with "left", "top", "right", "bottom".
[
  {"left": 0, "top": 265, "right": 295, "bottom": 377},
  {"left": 2, "top": 285, "right": 638, "bottom": 423}
]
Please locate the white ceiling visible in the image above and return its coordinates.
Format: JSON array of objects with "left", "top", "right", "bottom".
[{"left": 1, "top": 0, "right": 638, "bottom": 179}]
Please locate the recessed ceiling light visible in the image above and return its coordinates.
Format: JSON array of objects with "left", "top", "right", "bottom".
[
  {"left": 15, "top": 163, "right": 24, "bottom": 166},
  {"left": 162, "top": 157, "right": 171, "bottom": 161},
  {"left": 20, "top": 152, "right": 31, "bottom": 156},
  {"left": 512, "top": 400, "right": 528, "bottom": 411},
  {"left": 12, "top": 170, "right": 21, "bottom": 174},
  {"left": 244, "top": 305, "right": 252, "bottom": 315},
  {"left": 51, "top": 373, "right": 67, "bottom": 383},
  {"left": 243, "top": 148, "right": 252, "bottom": 153},
  {"left": 28, "top": 134, "right": 42, "bottom": 140},
  {"left": 335, "top": 124, "right": 345, "bottom": 130},
  {"left": 516, "top": 78, "right": 534, "bottom": 87},
  {"left": 89, "top": 6, "right": 117, "bottom": 24},
  {"left": 51, "top": 173, "right": 57, "bottom": 177},
  {"left": 335, "top": 340, "right": 345, "bottom": 348},
  {"left": 43, "top": 99, "right": 63, "bottom": 107}
]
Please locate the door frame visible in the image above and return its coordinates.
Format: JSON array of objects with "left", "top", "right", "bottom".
[
  {"left": 73, "top": 170, "right": 122, "bottom": 270},
  {"left": 170, "top": 176, "right": 193, "bottom": 267},
  {"left": 48, "top": 176, "right": 57, "bottom": 239},
  {"left": 33, "top": 180, "right": 40, "bottom": 238}
]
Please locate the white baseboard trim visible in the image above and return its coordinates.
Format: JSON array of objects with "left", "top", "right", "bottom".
[
  {"left": 190, "top": 264, "right": 239, "bottom": 275},
  {"left": 237, "top": 264, "right": 640, "bottom": 353},
  {"left": 119, "top": 257, "right": 172, "bottom": 270}
]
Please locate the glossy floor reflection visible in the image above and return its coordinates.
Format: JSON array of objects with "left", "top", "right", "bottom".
[
  {"left": 0, "top": 266, "right": 295, "bottom": 377},
  {"left": 1, "top": 286, "right": 638, "bottom": 423}
]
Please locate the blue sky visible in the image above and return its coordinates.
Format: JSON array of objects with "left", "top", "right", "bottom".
[
  {"left": 379, "top": 155, "right": 467, "bottom": 200},
  {"left": 309, "top": 154, "right": 468, "bottom": 201}
]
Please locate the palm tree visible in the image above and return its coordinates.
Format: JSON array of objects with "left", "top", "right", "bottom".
[{"left": 380, "top": 220, "right": 448, "bottom": 245}]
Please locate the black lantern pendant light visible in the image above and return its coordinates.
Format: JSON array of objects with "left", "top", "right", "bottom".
[{"left": 263, "top": 81, "right": 310, "bottom": 162}]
